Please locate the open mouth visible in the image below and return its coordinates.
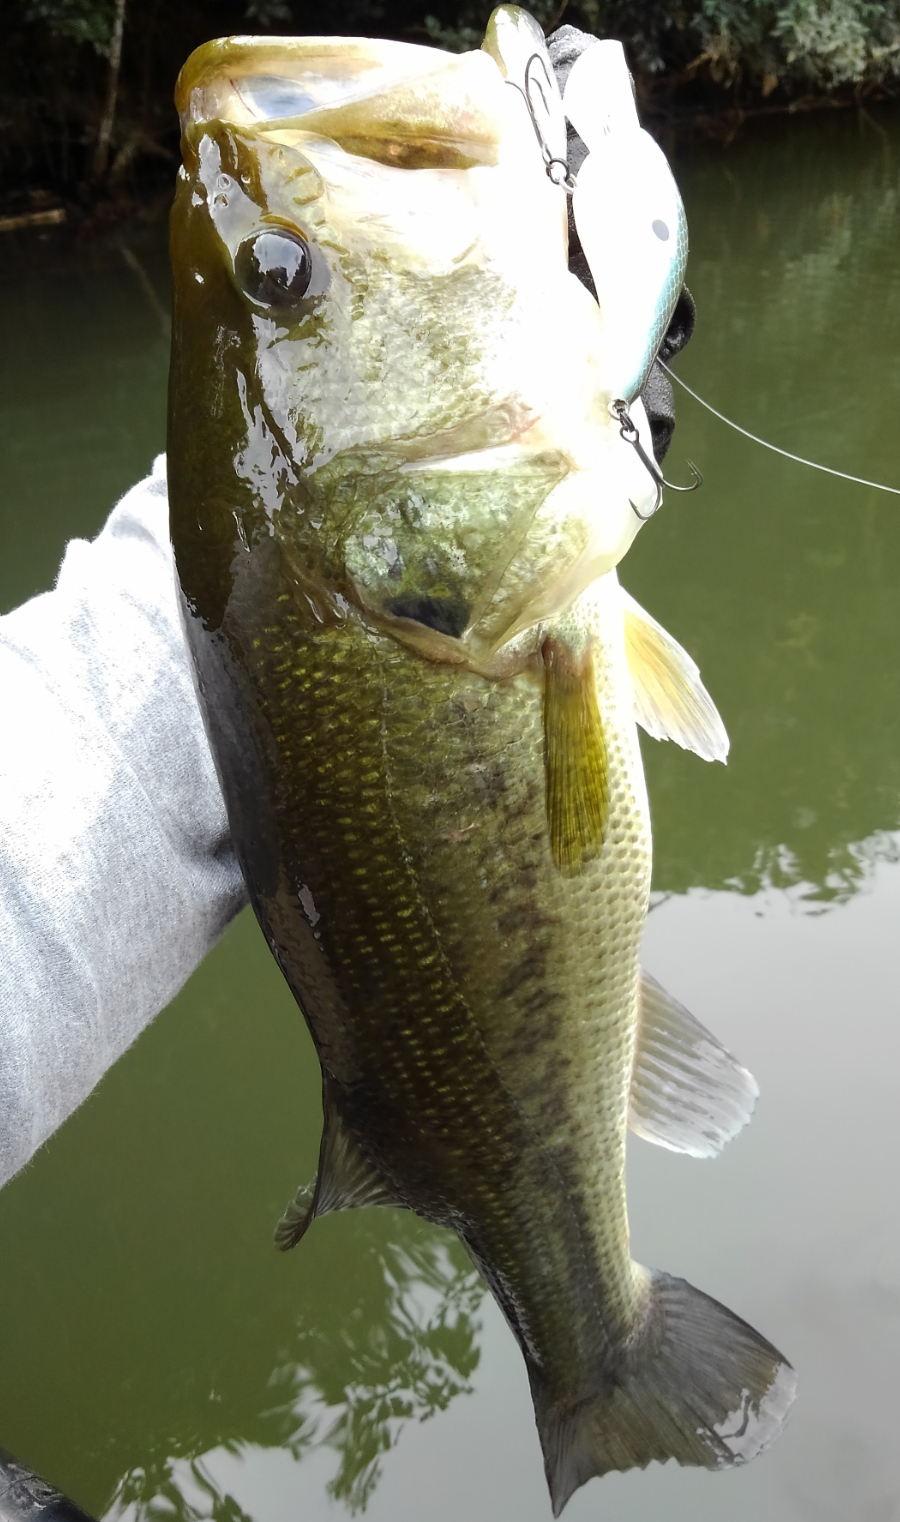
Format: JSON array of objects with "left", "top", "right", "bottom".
[
  {"left": 177, "top": 38, "right": 445, "bottom": 132},
  {"left": 177, "top": 35, "right": 512, "bottom": 174}
]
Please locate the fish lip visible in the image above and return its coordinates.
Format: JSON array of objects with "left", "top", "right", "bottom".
[
  {"left": 308, "top": 437, "right": 548, "bottom": 478},
  {"left": 304, "top": 403, "right": 551, "bottom": 478},
  {"left": 175, "top": 35, "right": 441, "bottom": 128}
]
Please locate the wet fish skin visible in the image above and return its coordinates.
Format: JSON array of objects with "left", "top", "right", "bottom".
[{"left": 168, "top": 18, "right": 795, "bottom": 1511}]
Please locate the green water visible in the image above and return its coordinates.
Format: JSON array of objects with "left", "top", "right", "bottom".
[{"left": 2, "top": 108, "right": 900, "bottom": 1521}]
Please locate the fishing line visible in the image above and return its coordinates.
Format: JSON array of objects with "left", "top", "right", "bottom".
[{"left": 658, "top": 359, "right": 900, "bottom": 496}]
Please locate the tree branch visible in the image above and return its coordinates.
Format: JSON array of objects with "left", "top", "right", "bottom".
[{"left": 91, "top": 0, "right": 127, "bottom": 182}]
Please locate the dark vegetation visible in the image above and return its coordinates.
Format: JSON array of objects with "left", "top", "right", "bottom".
[{"left": 4, "top": 0, "right": 900, "bottom": 217}]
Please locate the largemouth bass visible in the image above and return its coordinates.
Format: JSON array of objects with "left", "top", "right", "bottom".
[{"left": 168, "top": 12, "right": 795, "bottom": 1511}]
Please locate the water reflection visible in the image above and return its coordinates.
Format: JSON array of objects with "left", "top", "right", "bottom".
[
  {"left": 0, "top": 907, "right": 488, "bottom": 1521},
  {"left": 0, "top": 224, "right": 170, "bottom": 616},
  {"left": 625, "top": 112, "right": 900, "bottom": 902},
  {"left": 108, "top": 1231, "right": 483, "bottom": 1521},
  {"left": 268, "top": 1234, "right": 482, "bottom": 1514}
]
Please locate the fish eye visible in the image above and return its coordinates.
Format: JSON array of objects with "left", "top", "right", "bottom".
[{"left": 235, "top": 230, "right": 313, "bottom": 307}]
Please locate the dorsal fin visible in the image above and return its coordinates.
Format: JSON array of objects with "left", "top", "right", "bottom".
[
  {"left": 629, "top": 970, "right": 758, "bottom": 1158},
  {"left": 275, "top": 1076, "right": 401, "bottom": 1250},
  {"left": 542, "top": 637, "right": 609, "bottom": 877},
  {"left": 621, "top": 588, "right": 728, "bottom": 763}
]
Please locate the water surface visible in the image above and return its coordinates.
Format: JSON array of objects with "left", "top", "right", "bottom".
[{"left": 2, "top": 107, "right": 900, "bottom": 1522}]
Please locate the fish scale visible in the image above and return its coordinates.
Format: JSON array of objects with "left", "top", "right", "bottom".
[{"left": 253, "top": 614, "right": 616, "bottom": 1373}]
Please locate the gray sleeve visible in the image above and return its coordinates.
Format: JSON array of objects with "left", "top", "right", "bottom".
[{"left": 0, "top": 455, "right": 248, "bottom": 1187}]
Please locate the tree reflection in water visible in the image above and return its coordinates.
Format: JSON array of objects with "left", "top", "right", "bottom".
[
  {"left": 107, "top": 1229, "right": 484, "bottom": 1521},
  {"left": 277, "top": 1235, "right": 482, "bottom": 1512},
  {"left": 624, "top": 115, "right": 900, "bottom": 908}
]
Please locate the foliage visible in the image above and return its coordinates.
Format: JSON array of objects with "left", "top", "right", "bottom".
[
  {"left": 5, "top": 0, "right": 900, "bottom": 202},
  {"left": 686, "top": 0, "right": 900, "bottom": 87},
  {"left": 22, "top": 0, "right": 118, "bottom": 55},
  {"left": 773, "top": 0, "right": 900, "bottom": 87}
]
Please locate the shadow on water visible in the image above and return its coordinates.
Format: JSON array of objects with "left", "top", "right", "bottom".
[{"left": 3, "top": 104, "right": 900, "bottom": 1521}]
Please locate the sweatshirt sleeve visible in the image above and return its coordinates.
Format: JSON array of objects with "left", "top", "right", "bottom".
[{"left": 0, "top": 455, "right": 248, "bottom": 1187}]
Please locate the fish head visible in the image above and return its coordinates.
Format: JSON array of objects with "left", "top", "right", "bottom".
[{"left": 169, "top": 21, "right": 659, "bottom": 672}]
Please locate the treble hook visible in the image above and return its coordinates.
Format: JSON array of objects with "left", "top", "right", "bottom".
[
  {"left": 505, "top": 54, "right": 576, "bottom": 192},
  {"left": 611, "top": 399, "right": 703, "bottom": 520}
]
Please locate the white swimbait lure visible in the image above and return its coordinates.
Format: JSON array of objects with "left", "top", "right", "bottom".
[{"left": 564, "top": 40, "right": 688, "bottom": 407}]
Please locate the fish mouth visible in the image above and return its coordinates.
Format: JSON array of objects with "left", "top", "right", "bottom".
[
  {"left": 176, "top": 35, "right": 510, "bottom": 172},
  {"left": 176, "top": 37, "right": 447, "bottom": 132}
]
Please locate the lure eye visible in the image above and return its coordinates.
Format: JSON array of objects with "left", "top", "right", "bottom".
[{"left": 235, "top": 230, "right": 313, "bottom": 307}]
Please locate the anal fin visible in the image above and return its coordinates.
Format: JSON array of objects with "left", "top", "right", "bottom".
[
  {"left": 628, "top": 969, "right": 758, "bottom": 1158},
  {"left": 621, "top": 588, "right": 729, "bottom": 763},
  {"left": 275, "top": 1075, "right": 402, "bottom": 1251},
  {"left": 542, "top": 638, "right": 609, "bottom": 877}
]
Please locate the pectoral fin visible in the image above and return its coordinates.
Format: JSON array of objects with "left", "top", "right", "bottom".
[
  {"left": 622, "top": 589, "right": 729, "bottom": 762},
  {"left": 629, "top": 970, "right": 758, "bottom": 1158},
  {"left": 542, "top": 639, "right": 609, "bottom": 877},
  {"left": 275, "top": 1076, "right": 401, "bottom": 1250}
]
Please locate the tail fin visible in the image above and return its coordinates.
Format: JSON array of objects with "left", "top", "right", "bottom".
[{"left": 533, "top": 1270, "right": 796, "bottom": 1516}]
